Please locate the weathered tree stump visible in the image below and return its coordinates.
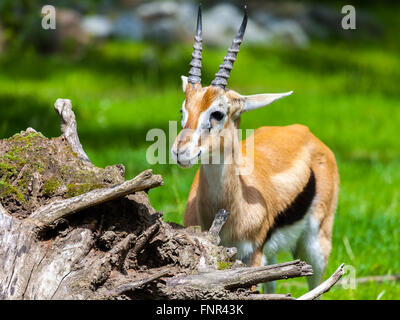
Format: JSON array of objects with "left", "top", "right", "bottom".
[{"left": 0, "top": 99, "right": 344, "bottom": 300}]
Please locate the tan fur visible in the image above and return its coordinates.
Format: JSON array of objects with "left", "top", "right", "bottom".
[{"left": 183, "top": 84, "right": 222, "bottom": 130}]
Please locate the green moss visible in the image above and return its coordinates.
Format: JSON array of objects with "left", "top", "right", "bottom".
[
  {"left": 42, "top": 176, "right": 62, "bottom": 196},
  {"left": 217, "top": 261, "right": 233, "bottom": 270},
  {"left": 65, "top": 144, "right": 78, "bottom": 158},
  {"left": 0, "top": 130, "right": 123, "bottom": 214},
  {"left": 0, "top": 179, "right": 25, "bottom": 202},
  {"left": 16, "top": 170, "right": 31, "bottom": 193},
  {"left": 9, "top": 131, "right": 45, "bottom": 145},
  {"left": 0, "top": 162, "right": 18, "bottom": 178},
  {"left": 65, "top": 183, "right": 105, "bottom": 198},
  {"left": 0, "top": 132, "right": 48, "bottom": 201},
  {"left": 2, "top": 151, "right": 26, "bottom": 167},
  {"left": 0, "top": 132, "right": 51, "bottom": 205}
]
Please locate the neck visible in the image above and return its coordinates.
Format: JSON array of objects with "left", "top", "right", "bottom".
[
  {"left": 201, "top": 161, "right": 238, "bottom": 193},
  {"left": 197, "top": 127, "right": 244, "bottom": 229},
  {"left": 202, "top": 125, "right": 242, "bottom": 191}
]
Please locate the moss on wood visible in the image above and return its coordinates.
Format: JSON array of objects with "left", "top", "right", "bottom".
[
  {"left": 0, "top": 129, "right": 125, "bottom": 218},
  {"left": 217, "top": 261, "right": 233, "bottom": 270}
]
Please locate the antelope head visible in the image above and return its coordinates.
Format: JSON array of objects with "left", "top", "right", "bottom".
[{"left": 171, "top": 6, "right": 293, "bottom": 168}]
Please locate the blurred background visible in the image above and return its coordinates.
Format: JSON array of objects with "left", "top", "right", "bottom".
[{"left": 0, "top": 0, "right": 399, "bottom": 299}]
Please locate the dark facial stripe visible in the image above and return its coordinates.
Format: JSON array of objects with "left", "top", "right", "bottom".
[{"left": 265, "top": 170, "right": 316, "bottom": 242}]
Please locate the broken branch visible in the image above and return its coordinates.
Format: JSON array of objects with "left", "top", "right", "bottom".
[
  {"left": 54, "top": 98, "right": 90, "bottom": 163},
  {"left": 111, "top": 269, "right": 170, "bottom": 296},
  {"left": 248, "top": 293, "right": 295, "bottom": 300},
  {"left": 110, "top": 234, "right": 136, "bottom": 270},
  {"left": 167, "top": 259, "right": 313, "bottom": 290},
  {"left": 208, "top": 209, "right": 230, "bottom": 245},
  {"left": 297, "top": 263, "right": 345, "bottom": 300},
  {"left": 132, "top": 222, "right": 160, "bottom": 256},
  {"left": 29, "top": 169, "right": 163, "bottom": 231}
]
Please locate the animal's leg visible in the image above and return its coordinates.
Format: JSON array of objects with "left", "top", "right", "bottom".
[
  {"left": 262, "top": 255, "right": 277, "bottom": 293},
  {"left": 249, "top": 247, "right": 277, "bottom": 293},
  {"left": 293, "top": 214, "right": 327, "bottom": 290},
  {"left": 235, "top": 241, "right": 254, "bottom": 266},
  {"left": 250, "top": 246, "right": 263, "bottom": 267},
  {"left": 250, "top": 246, "right": 264, "bottom": 292}
]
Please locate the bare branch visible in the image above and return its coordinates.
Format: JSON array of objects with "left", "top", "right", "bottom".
[
  {"left": 29, "top": 169, "right": 163, "bottom": 231},
  {"left": 298, "top": 263, "right": 345, "bottom": 300},
  {"left": 167, "top": 259, "right": 313, "bottom": 290},
  {"left": 110, "top": 234, "right": 136, "bottom": 270},
  {"left": 208, "top": 209, "right": 230, "bottom": 245},
  {"left": 131, "top": 222, "right": 160, "bottom": 256},
  {"left": 54, "top": 98, "right": 90, "bottom": 163},
  {"left": 248, "top": 293, "right": 295, "bottom": 300},
  {"left": 111, "top": 269, "right": 170, "bottom": 296},
  {"left": 90, "top": 234, "right": 137, "bottom": 287}
]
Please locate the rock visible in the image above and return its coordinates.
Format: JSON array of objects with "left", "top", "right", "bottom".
[
  {"left": 268, "top": 18, "right": 309, "bottom": 48},
  {"left": 202, "top": 3, "right": 271, "bottom": 47},
  {"left": 174, "top": 2, "right": 198, "bottom": 41},
  {"left": 137, "top": 2, "right": 198, "bottom": 43},
  {"left": 107, "top": 2, "right": 311, "bottom": 47},
  {"left": 201, "top": 3, "right": 308, "bottom": 48},
  {"left": 136, "top": 1, "right": 179, "bottom": 21},
  {"left": 143, "top": 17, "right": 180, "bottom": 43},
  {"left": 112, "top": 13, "right": 144, "bottom": 40},
  {"left": 82, "top": 15, "right": 113, "bottom": 38},
  {"left": 83, "top": 1, "right": 381, "bottom": 47}
]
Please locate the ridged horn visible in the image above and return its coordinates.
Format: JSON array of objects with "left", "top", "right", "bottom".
[
  {"left": 211, "top": 6, "right": 248, "bottom": 89},
  {"left": 188, "top": 5, "right": 203, "bottom": 84}
]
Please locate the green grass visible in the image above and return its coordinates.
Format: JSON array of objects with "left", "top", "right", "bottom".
[{"left": 0, "top": 6, "right": 399, "bottom": 299}]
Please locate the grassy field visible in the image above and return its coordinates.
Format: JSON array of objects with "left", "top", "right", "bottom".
[{"left": 1, "top": 7, "right": 399, "bottom": 299}]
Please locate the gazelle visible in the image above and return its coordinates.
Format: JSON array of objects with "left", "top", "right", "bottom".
[{"left": 171, "top": 6, "right": 339, "bottom": 292}]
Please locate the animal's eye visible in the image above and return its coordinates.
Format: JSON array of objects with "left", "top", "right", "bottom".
[{"left": 210, "top": 111, "right": 224, "bottom": 121}]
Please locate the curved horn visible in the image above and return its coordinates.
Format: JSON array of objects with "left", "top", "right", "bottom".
[
  {"left": 211, "top": 6, "right": 248, "bottom": 89},
  {"left": 188, "top": 5, "right": 203, "bottom": 84}
]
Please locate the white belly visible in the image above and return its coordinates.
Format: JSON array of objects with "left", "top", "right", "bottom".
[
  {"left": 263, "top": 215, "right": 307, "bottom": 258},
  {"left": 226, "top": 212, "right": 311, "bottom": 265}
]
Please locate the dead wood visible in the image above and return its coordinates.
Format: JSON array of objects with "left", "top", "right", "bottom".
[
  {"left": 167, "top": 259, "right": 313, "bottom": 291},
  {"left": 0, "top": 98, "right": 344, "bottom": 300},
  {"left": 131, "top": 222, "right": 160, "bottom": 257},
  {"left": 208, "top": 209, "right": 230, "bottom": 245},
  {"left": 248, "top": 293, "right": 296, "bottom": 300},
  {"left": 110, "top": 269, "right": 170, "bottom": 296},
  {"left": 298, "top": 263, "right": 345, "bottom": 300},
  {"left": 54, "top": 98, "right": 90, "bottom": 163},
  {"left": 28, "top": 169, "right": 163, "bottom": 232}
]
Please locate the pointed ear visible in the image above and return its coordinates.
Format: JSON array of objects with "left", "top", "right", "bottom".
[
  {"left": 181, "top": 76, "right": 188, "bottom": 92},
  {"left": 242, "top": 91, "right": 293, "bottom": 113}
]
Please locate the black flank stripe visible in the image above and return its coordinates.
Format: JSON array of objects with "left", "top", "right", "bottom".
[{"left": 265, "top": 170, "right": 316, "bottom": 241}]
